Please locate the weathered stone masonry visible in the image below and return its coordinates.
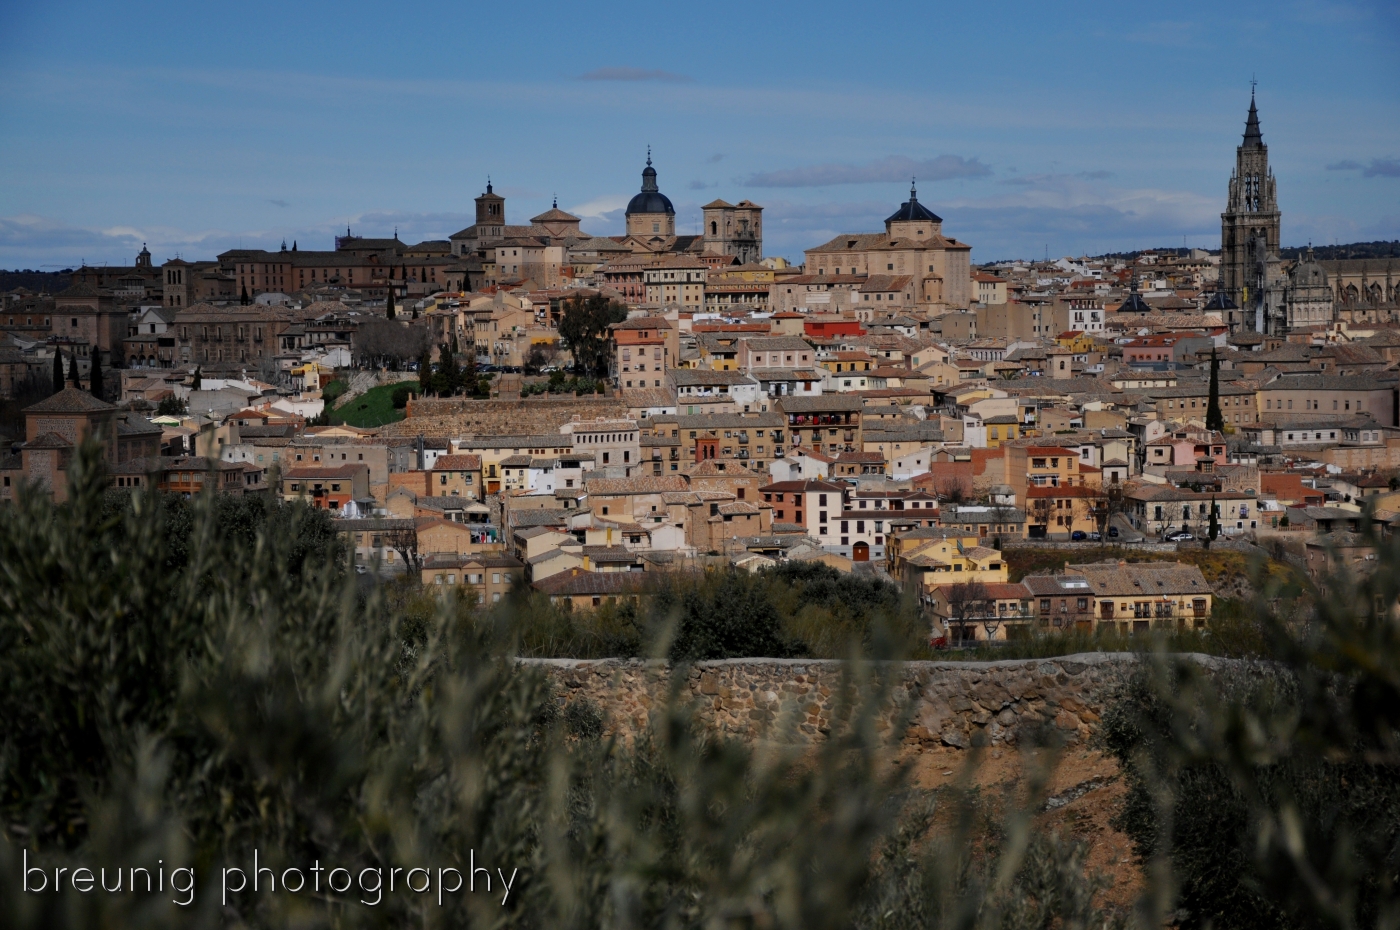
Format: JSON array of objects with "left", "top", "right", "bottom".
[{"left": 526, "top": 653, "right": 1167, "bottom": 748}]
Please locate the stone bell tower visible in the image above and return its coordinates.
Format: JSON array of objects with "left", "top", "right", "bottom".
[{"left": 1220, "top": 89, "right": 1284, "bottom": 333}]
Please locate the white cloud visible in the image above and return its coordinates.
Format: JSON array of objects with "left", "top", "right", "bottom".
[{"left": 568, "top": 195, "right": 630, "bottom": 221}]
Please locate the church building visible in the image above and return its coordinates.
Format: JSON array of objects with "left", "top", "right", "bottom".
[
  {"left": 1220, "top": 91, "right": 1285, "bottom": 334},
  {"left": 802, "top": 184, "right": 972, "bottom": 312}
]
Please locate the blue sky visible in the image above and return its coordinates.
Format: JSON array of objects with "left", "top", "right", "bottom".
[{"left": 1, "top": 0, "right": 1396, "bottom": 269}]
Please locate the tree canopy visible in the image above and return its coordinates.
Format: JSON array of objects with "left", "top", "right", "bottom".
[{"left": 558, "top": 294, "right": 627, "bottom": 377}]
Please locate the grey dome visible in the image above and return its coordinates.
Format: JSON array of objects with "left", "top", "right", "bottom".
[{"left": 626, "top": 154, "right": 675, "bottom": 216}]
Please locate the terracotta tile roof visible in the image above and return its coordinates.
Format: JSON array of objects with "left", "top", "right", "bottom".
[
  {"left": 586, "top": 476, "right": 690, "bottom": 495},
  {"left": 282, "top": 464, "right": 367, "bottom": 480},
  {"left": 23, "top": 387, "right": 117, "bottom": 415},
  {"left": 533, "top": 570, "right": 650, "bottom": 596},
  {"left": 24, "top": 431, "right": 73, "bottom": 450},
  {"left": 432, "top": 454, "right": 481, "bottom": 471}
]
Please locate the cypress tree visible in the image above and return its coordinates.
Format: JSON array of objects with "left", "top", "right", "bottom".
[
  {"left": 440, "top": 344, "right": 459, "bottom": 397},
  {"left": 386, "top": 287, "right": 396, "bottom": 320},
  {"left": 1205, "top": 347, "right": 1224, "bottom": 431},
  {"left": 418, "top": 348, "right": 434, "bottom": 396},
  {"left": 192, "top": 366, "right": 202, "bottom": 391},
  {"left": 241, "top": 285, "right": 249, "bottom": 306},
  {"left": 1207, "top": 496, "right": 1220, "bottom": 548},
  {"left": 90, "top": 352, "right": 104, "bottom": 401},
  {"left": 53, "top": 350, "right": 64, "bottom": 394},
  {"left": 68, "top": 351, "right": 80, "bottom": 388}
]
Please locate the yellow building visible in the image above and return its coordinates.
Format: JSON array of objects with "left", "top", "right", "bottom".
[
  {"left": 982, "top": 415, "right": 1022, "bottom": 448},
  {"left": 889, "top": 527, "right": 1009, "bottom": 589},
  {"left": 818, "top": 351, "right": 875, "bottom": 374},
  {"left": 1055, "top": 331, "right": 1098, "bottom": 354}
]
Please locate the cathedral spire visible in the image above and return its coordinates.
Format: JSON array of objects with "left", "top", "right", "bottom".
[{"left": 1243, "top": 89, "right": 1263, "bottom": 148}]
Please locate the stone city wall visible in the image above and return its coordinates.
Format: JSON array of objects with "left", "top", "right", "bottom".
[
  {"left": 527, "top": 653, "right": 1178, "bottom": 748},
  {"left": 384, "top": 397, "right": 629, "bottom": 439}
]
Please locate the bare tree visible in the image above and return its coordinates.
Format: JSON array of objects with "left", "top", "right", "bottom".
[
  {"left": 934, "top": 474, "right": 971, "bottom": 503},
  {"left": 1029, "top": 496, "right": 1053, "bottom": 538},
  {"left": 524, "top": 343, "right": 559, "bottom": 375},
  {"left": 383, "top": 522, "right": 422, "bottom": 575},
  {"left": 356, "top": 319, "right": 432, "bottom": 370},
  {"left": 986, "top": 498, "right": 1021, "bottom": 548},
  {"left": 944, "top": 580, "right": 991, "bottom": 645}
]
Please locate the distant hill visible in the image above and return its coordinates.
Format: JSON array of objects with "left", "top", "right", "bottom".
[
  {"left": 1280, "top": 240, "right": 1400, "bottom": 262},
  {"left": 0, "top": 270, "right": 73, "bottom": 294},
  {"left": 987, "top": 241, "right": 1400, "bottom": 265}
]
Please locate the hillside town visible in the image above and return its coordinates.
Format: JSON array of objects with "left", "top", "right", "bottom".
[{"left": 4, "top": 96, "right": 1399, "bottom": 644}]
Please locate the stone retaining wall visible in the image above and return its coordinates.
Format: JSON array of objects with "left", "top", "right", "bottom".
[
  {"left": 527, "top": 653, "right": 1183, "bottom": 748},
  {"left": 385, "top": 397, "right": 627, "bottom": 438}
]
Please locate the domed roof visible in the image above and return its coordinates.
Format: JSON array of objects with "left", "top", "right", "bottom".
[
  {"left": 884, "top": 183, "right": 941, "bottom": 225},
  {"left": 626, "top": 152, "right": 675, "bottom": 216}
]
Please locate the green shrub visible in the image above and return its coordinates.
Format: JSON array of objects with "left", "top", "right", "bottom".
[{"left": 1101, "top": 524, "right": 1400, "bottom": 929}]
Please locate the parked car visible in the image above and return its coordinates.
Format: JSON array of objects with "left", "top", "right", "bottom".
[
  {"left": 930, "top": 635, "right": 949, "bottom": 651},
  {"left": 1070, "top": 531, "right": 1088, "bottom": 541},
  {"left": 1165, "top": 531, "right": 1195, "bottom": 542},
  {"left": 1108, "top": 526, "right": 1119, "bottom": 538},
  {"left": 1088, "top": 532, "right": 1102, "bottom": 541}
]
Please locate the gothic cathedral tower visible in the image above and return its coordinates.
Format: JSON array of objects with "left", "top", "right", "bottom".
[{"left": 1220, "top": 90, "right": 1284, "bottom": 333}]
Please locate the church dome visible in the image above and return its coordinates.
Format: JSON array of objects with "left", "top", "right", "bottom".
[
  {"left": 626, "top": 153, "right": 675, "bottom": 216},
  {"left": 884, "top": 183, "right": 942, "bottom": 225}
]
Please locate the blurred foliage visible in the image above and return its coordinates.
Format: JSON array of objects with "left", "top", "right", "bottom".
[
  {"left": 0, "top": 446, "right": 1122, "bottom": 928},
  {"left": 957, "top": 596, "right": 1270, "bottom": 661},
  {"left": 1, "top": 446, "right": 1398, "bottom": 928},
  {"left": 1003, "top": 545, "right": 1311, "bottom": 600},
  {"left": 1102, "top": 516, "right": 1400, "bottom": 930},
  {"left": 491, "top": 561, "right": 930, "bottom": 661}
]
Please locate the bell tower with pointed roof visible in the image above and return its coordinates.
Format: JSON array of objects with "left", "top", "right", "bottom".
[{"left": 1221, "top": 88, "right": 1283, "bottom": 334}]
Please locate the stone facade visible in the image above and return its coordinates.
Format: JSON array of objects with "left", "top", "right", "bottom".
[
  {"left": 1220, "top": 93, "right": 1285, "bottom": 334},
  {"left": 531, "top": 653, "right": 1154, "bottom": 748}
]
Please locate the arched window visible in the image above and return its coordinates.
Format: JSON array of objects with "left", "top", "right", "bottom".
[{"left": 710, "top": 221, "right": 717, "bottom": 235}]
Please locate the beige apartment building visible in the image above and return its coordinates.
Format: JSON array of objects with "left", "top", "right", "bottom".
[
  {"left": 645, "top": 412, "right": 786, "bottom": 472},
  {"left": 643, "top": 255, "right": 707, "bottom": 307},
  {"left": 1144, "top": 383, "right": 1260, "bottom": 426},
  {"left": 561, "top": 417, "right": 642, "bottom": 473},
  {"left": 1257, "top": 373, "right": 1397, "bottom": 424}
]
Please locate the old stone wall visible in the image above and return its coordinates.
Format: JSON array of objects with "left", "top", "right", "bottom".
[
  {"left": 385, "top": 397, "right": 628, "bottom": 439},
  {"left": 528, "top": 653, "right": 1174, "bottom": 748}
]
